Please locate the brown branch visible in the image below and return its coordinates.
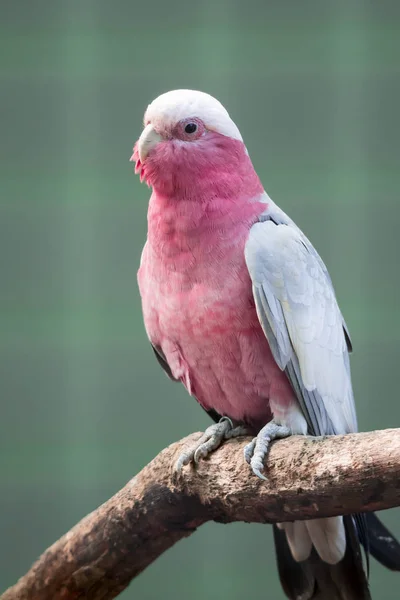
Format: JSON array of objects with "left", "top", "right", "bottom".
[{"left": 2, "top": 428, "right": 400, "bottom": 600}]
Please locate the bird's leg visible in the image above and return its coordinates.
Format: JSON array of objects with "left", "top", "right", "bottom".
[
  {"left": 175, "top": 417, "right": 249, "bottom": 472},
  {"left": 244, "top": 420, "right": 291, "bottom": 481}
]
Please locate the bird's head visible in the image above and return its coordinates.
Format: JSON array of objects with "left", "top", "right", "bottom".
[{"left": 131, "top": 90, "right": 262, "bottom": 198}]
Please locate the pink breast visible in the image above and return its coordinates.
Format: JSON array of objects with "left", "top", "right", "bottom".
[{"left": 139, "top": 242, "right": 294, "bottom": 431}]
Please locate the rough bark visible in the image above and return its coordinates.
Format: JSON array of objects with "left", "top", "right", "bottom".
[{"left": 2, "top": 428, "right": 400, "bottom": 600}]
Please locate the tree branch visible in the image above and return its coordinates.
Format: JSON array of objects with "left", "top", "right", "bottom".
[{"left": 2, "top": 428, "right": 400, "bottom": 600}]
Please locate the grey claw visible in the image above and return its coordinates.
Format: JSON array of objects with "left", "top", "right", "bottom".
[
  {"left": 194, "top": 443, "right": 209, "bottom": 464},
  {"left": 193, "top": 423, "right": 228, "bottom": 464},
  {"left": 244, "top": 439, "right": 256, "bottom": 464},
  {"left": 244, "top": 421, "right": 291, "bottom": 480},
  {"left": 175, "top": 451, "right": 194, "bottom": 473},
  {"left": 250, "top": 453, "right": 269, "bottom": 480},
  {"left": 175, "top": 417, "right": 248, "bottom": 472},
  {"left": 251, "top": 466, "right": 268, "bottom": 481},
  {"left": 175, "top": 433, "right": 205, "bottom": 472}
]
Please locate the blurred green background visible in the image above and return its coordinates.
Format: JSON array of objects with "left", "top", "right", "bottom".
[{"left": 1, "top": 1, "right": 399, "bottom": 598}]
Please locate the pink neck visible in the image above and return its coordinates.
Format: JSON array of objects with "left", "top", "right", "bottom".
[
  {"left": 142, "top": 134, "right": 266, "bottom": 270},
  {"left": 143, "top": 135, "right": 263, "bottom": 199}
]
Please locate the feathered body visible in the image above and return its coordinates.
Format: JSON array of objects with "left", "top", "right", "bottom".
[
  {"left": 133, "top": 89, "right": 400, "bottom": 599},
  {"left": 137, "top": 134, "right": 296, "bottom": 432}
]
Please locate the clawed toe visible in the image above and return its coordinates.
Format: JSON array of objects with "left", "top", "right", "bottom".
[
  {"left": 244, "top": 439, "right": 256, "bottom": 464},
  {"left": 175, "top": 417, "right": 290, "bottom": 479},
  {"left": 249, "top": 456, "right": 268, "bottom": 481},
  {"left": 175, "top": 441, "right": 200, "bottom": 472},
  {"left": 193, "top": 433, "right": 221, "bottom": 464},
  {"left": 245, "top": 421, "right": 291, "bottom": 480},
  {"left": 245, "top": 441, "right": 268, "bottom": 480},
  {"left": 175, "top": 417, "right": 248, "bottom": 472}
]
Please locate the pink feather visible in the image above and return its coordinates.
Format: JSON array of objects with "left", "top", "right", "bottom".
[{"left": 137, "top": 131, "right": 296, "bottom": 432}]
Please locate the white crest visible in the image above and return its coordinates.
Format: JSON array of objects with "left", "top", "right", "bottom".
[{"left": 144, "top": 89, "right": 243, "bottom": 142}]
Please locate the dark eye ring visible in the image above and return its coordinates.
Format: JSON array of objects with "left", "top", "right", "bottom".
[{"left": 184, "top": 122, "right": 197, "bottom": 134}]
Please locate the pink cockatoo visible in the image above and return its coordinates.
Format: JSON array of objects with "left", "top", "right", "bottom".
[{"left": 132, "top": 89, "right": 400, "bottom": 599}]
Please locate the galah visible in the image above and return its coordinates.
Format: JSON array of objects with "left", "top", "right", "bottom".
[{"left": 132, "top": 89, "right": 400, "bottom": 599}]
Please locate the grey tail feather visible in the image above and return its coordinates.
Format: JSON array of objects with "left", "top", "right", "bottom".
[
  {"left": 363, "top": 512, "right": 400, "bottom": 571},
  {"left": 273, "top": 516, "right": 371, "bottom": 600}
]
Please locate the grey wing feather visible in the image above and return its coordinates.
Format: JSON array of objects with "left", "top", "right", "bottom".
[
  {"left": 246, "top": 199, "right": 357, "bottom": 435},
  {"left": 260, "top": 197, "right": 352, "bottom": 352}
]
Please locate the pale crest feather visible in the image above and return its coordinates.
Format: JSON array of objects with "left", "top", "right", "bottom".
[{"left": 144, "top": 89, "right": 243, "bottom": 141}]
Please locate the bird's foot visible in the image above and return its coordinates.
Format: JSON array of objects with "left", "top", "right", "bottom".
[
  {"left": 175, "top": 417, "right": 248, "bottom": 472},
  {"left": 244, "top": 421, "right": 291, "bottom": 481}
]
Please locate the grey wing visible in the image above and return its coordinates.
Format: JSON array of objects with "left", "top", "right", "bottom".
[
  {"left": 260, "top": 196, "right": 353, "bottom": 353},
  {"left": 245, "top": 213, "right": 357, "bottom": 436}
]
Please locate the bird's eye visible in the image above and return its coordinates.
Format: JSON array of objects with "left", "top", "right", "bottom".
[
  {"left": 184, "top": 122, "right": 197, "bottom": 134},
  {"left": 174, "top": 119, "right": 204, "bottom": 140}
]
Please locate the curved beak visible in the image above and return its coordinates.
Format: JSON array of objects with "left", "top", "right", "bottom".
[{"left": 138, "top": 124, "right": 163, "bottom": 162}]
